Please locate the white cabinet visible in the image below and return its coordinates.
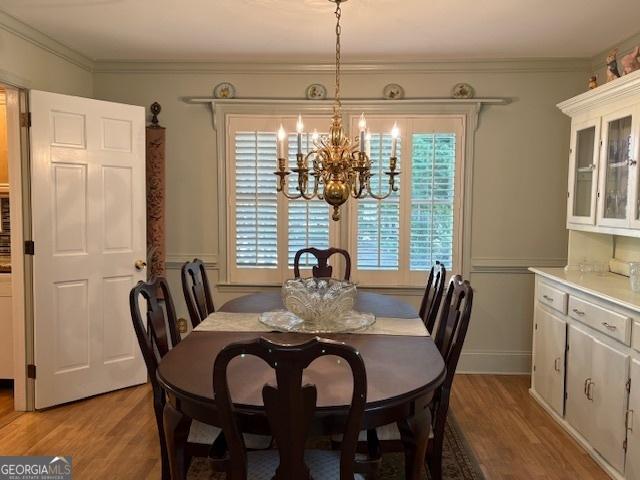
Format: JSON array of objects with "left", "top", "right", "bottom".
[
  {"left": 568, "top": 118, "right": 601, "bottom": 225},
  {"left": 559, "top": 71, "right": 640, "bottom": 237},
  {"left": 565, "top": 325, "right": 629, "bottom": 473},
  {"left": 530, "top": 273, "right": 640, "bottom": 479},
  {"left": 533, "top": 304, "right": 566, "bottom": 415},
  {"left": 597, "top": 107, "right": 639, "bottom": 228},
  {"left": 566, "top": 325, "right": 594, "bottom": 440},
  {"left": 626, "top": 359, "right": 640, "bottom": 480},
  {"left": 591, "top": 337, "right": 630, "bottom": 473}
]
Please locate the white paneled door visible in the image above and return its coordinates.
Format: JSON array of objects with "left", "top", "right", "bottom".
[{"left": 30, "top": 91, "right": 147, "bottom": 409}]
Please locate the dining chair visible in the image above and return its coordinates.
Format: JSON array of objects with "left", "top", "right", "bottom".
[
  {"left": 417, "top": 261, "right": 447, "bottom": 334},
  {"left": 212, "top": 336, "right": 373, "bottom": 480},
  {"left": 181, "top": 258, "right": 215, "bottom": 328},
  {"left": 361, "top": 275, "right": 474, "bottom": 480},
  {"left": 129, "top": 277, "right": 221, "bottom": 480},
  {"left": 293, "top": 247, "right": 352, "bottom": 280}
]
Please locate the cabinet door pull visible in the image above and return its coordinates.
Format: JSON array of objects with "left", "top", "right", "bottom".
[
  {"left": 572, "top": 308, "right": 585, "bottom": 316},
  {"left": 554, "top": 357, "right": 561, "bottom": 372},
  {"left": 586, "top": 380, "right": 595, "bottom": 401},
  {"left": 626, "top": 409, "right": 634, "bottom": 432},
  {"left": 584, "top": 377, "right": 591, "bottom": 396},
  {"left": 628, "top": 159, "right": 637, "bottom": 166},
  {"left": 601, "top": 322, "right": 617, "bottom": 331},
  {"left": 542, "top": 295, "right": 554, "bottom": 302}
]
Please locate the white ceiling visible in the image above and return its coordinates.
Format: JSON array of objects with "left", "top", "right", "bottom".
[{"left": 0, "top": 0, "right": 639, "bottom": 61}]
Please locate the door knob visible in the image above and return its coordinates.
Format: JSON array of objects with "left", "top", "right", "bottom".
[{"left": 135, "top": 260, "right": 147, "bottom": 271}]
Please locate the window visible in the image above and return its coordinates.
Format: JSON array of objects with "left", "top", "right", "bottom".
[{"left": 225, "top": 114, "right": 464, "bottom": 286}]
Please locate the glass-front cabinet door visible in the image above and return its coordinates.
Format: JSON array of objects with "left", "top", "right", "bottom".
[
  {"left": 567, "top": 119, "right": 600, "bottom": 225},
  {"left": 629, "top": 106, "right": 640, "bottom": 229},
  {"left": 597, "top": 108, "right": 638, "bottom": 227}
]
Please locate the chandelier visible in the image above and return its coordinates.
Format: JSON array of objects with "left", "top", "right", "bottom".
[{"left": 274, "top": 0, "right": 400, "bottom": 221}]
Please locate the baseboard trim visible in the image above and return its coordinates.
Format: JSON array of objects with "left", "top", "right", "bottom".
[{"left": 457, "top": 350, "right": 531, "bottom": 374}]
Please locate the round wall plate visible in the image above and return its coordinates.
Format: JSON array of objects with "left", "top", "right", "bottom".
[
  {"left": 306, "top": 83, "right": 327, "bottom": 100},
  {"left": 213, "top": 82, "right": 236, "bottom": 99},
  {"left": 451, "top": 83, "right": 475, "bottom": 99},
  {"left": 383, "top": 83, "right": 405, "bottom": 100}
]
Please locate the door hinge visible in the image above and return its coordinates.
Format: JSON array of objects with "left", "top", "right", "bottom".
[
  {"left": 597, "top": 191, "right": 601, "bottom": 198},
  {"left": 565, "top": 392, "right": 568, "bottom": 400},
  {"left": 20, "top": 112, "right": 31, "bottom": 128},
  {"left": 624, "top": 439, "right": 628, "bottom": 452},
  {"left": 27, "top": 364, "right": 36, "bottom": 379},
  {"left": 533, "top": 365, "right": 536, "bottom": 372},
  {"left": 567, "top": 191, "right": 570, "bottom": 199},
  {"left": 24, "top": 240, "right": 34, "bottom": 256},
  {"left": 627, "top": 378, "right": 632, "bottom": 393},
  {"left": 534, "top": 323, "right": 538, "bottom": 331}
]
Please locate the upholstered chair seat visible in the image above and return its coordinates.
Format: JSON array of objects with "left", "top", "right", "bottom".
[
  {"left": 245, "top": 450, "right": 365, "bottom": 480},
  {"left": 187, "top": 422, "right": 271, "bottom": 450}
]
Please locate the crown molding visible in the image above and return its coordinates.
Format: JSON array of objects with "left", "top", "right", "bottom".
[
  {"left": 0, "top": 10, "right": 94, "bottom": 73},
  {"left": 93, "top": 57, "right": 591, "bottom": 75},
  {"left": 557, "top": 68, "right": 640, "bottom": 116}
]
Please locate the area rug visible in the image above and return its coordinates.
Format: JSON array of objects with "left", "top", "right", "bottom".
[{"left": 188, "top": 413, "right": 484, "bottom": 480}]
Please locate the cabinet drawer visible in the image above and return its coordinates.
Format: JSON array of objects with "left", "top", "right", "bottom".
[
  {"left": 568, "top": 296, "right": 631, "bottom": 344},
  {"left": 633, "top": 321, "right": 640, "bottom": 352},
  {"left": 537, "top": 281, "right": 568, "bottom": 314}
]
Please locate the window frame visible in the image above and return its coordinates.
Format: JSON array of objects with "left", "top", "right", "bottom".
[
  {"left": 347, "top": 115, "right": 465, "bottom": 286},
  {"left": 213, "top": 100, "right": 480, "bottom": 288}
]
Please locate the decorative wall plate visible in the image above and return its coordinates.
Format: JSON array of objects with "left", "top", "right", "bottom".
[
  {"left": 305, "top": 83, "right": 327, "bottom": 100},
  {"left": 213, "top": 82, "right": 236, "bottom": 99},
  {"left": 451, "top": 83, "right": 475, "bottom": 99},
  {"left": 383, "top": 83, "right": 405, "bottom": 100}
]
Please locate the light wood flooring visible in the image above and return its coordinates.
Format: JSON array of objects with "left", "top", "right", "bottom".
[{"left": 0, "top": 375, "right": 610, "bottom": 480}]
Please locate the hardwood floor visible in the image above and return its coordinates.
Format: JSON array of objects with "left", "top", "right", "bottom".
[
  {"left": 0, "top": 375, "right": 610, "bottom": 479},
  {"left": 451, "top": 375, "right": 609, "bottom": 480}
]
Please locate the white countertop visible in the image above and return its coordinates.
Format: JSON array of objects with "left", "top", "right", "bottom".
[{"left": 529, "top": 267, "right": 640, "bottom": 313}]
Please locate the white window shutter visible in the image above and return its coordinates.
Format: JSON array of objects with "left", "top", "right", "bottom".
[{"left": 234, "top": 131, "right": 278, "bottom": 268}]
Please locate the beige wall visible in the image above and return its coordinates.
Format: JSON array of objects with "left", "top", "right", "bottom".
[
  {"left": 0, "top": 17, "right": 93, "bottom": 96},
  {"left": 93, "top": 65, "right": 585, "bottom": 373}
]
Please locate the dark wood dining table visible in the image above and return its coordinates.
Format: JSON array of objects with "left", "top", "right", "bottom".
[{"left": 157, "top": 291, "right": 446, "bottom": 480}]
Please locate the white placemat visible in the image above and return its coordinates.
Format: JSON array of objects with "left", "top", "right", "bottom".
[{"left": 194, "top": 311, "right": 429, "bottom": 337}]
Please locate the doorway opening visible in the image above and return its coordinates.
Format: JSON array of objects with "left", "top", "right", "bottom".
[{"left": 0, "top": 82, "right": 31, "bottom": 413}]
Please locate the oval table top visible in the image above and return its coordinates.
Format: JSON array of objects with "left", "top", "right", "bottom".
[{"left": 157, "top": 291, "right": 445, "bottom": 414}]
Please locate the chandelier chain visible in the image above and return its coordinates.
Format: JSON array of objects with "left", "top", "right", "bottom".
[{"left": 334, "top": 1, "right": 342, "bottom": 112}]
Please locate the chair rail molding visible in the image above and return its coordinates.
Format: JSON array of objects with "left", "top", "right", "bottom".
[
  {"left": 471, "top": 257, "right": 567, "bottom": 274},
  {"left": 196, "top": 98, "right": 509, "bottom": 285}
]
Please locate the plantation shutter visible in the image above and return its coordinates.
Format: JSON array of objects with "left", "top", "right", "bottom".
[
  {"left": 357, "top": 133, "right": 401, "bottom": 270},
  {"left": 234, "top": 131, "right": 278, "bottom": 268},
  {"left": 410, "top": 133, "right": 456, "bottom": 270},
  {"left": 287, "top": 133, "right": 331, "bottom": 267}
]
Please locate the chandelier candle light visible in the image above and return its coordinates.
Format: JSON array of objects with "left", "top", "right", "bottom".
[{"left": 274, "top": 0, "right": 400, "bottom": 221}]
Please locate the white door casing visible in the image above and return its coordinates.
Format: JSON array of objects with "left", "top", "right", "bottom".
[{"left": 30, "top": 90, "right": 147, "bottom": 409}]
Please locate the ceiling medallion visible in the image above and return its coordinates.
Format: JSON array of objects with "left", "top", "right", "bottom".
[{"left": 274, "top": 0, "right": 400, "bottom": 221}]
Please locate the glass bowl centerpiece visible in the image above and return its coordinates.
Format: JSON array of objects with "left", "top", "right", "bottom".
[{"left": 259, "top": 277, "right": 375, "bottom": 333}]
